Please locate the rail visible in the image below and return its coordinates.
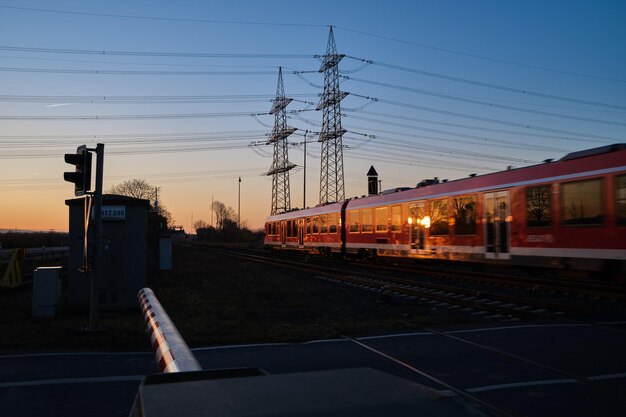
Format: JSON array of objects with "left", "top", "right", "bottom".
[{"left": 137, "top": 287, "right": 202, "bottom": 373}]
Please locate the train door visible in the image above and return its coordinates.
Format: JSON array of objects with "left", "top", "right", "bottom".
[
  {"left": 484, "top": 191, "right": 510, "bottom": 259},
  {"left": 281, "top": 220, "right": 287, "bottom": 245},
  {"left": 408, "top": 201, "right": 426, "bottom": 250},
  {"left": 298, "top": 218, "right": 304, "bottom": 246}
]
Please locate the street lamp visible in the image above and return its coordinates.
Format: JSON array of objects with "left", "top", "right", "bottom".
[{"left": 238, "top": 177, "right": 241, "bottom": 229}]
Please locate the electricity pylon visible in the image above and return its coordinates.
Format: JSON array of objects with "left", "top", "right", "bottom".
[
  {"left": 317, "top": 26, "right": 348, "bottom": 204},
  {"left": 267, "top": 67, "right": 296, "bottom": 215}
]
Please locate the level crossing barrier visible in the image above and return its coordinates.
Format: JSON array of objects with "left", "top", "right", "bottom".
[{"left": 137, "top": 287, "right": 201, "bottom": 373}]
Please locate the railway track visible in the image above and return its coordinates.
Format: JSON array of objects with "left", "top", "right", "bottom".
[{"left": 192, "top": 245, "right": 623, "bottom": 321}]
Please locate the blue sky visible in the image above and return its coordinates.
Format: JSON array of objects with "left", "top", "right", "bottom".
[{"left": 1, "top": 1, "right": 625, "bottom": 231}]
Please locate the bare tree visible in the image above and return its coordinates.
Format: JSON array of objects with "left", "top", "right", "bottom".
[
  {"left": 210, "top": 200, "right": 236, "bottom": 230},
  {"left": 193, "top": 219, "right": 208, "bottom": 233},
  {"left": 106, "top": 179, "right": 174, "bottom": 226}
]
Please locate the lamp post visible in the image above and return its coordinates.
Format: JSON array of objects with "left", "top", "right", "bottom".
[{"left": 238, "top": 177, "right": 241, "bottom": 229}]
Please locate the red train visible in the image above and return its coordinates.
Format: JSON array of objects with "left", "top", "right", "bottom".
[{"left": 265, "top": 144, "right": 626, "bottom": 278}]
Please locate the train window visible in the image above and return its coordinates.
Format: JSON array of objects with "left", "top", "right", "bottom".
[
  {"left": 293, "top": 220, "right": 299, "bottom": 236},
  {"left": 376, "top": 207, "right": 388, "bottom": 232},
  {"left": 430, "top": 199, "right": 449, "bottom": 235},
  {"left": 328, "top": 212, "right": 338, "bottom": 233},
  {"left": 526, "top": 185, "right": 552, "bottom": 227},
  {"left": 306, "top": 217, "right": 312, "bottom": 235},
  {"left": 313, "top": 216, "right": 319, "bottom": 234},
  {"left": 453, "top": 196, "right": 476, "bottom": 235},
  {"left": 409, "top": 201, "right": 426, "bottom": 223},
  {"left": 361, "top": 209, "right": 373, "bottom": 233},
  {"left": 391, "top": 205, "right": 402, "bottom": 231},
  {"left": 320, "top": 214, "right": 328, "bottom": 234},
  {"left": 348, "top": 210, "right": 359, "bottom": 233},
  {"left": 562, "top": 179, "right": 604, "bottom": 225},
  {"left": 617, "top": 175, "right": 626, "bottom": 226}
]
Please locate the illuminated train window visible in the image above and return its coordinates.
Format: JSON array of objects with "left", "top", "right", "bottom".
[
  {"left": 391, "top": 205, "right": 402, "bottom": 231},
  {"left": 328, "top": 212, "right": 338, "bottom": 233},
  {"left": 348, "top": 210, "right": 359, "bottom": 233},
  {"left": 562, "top": 178, "right": 604, "bottom": 226},
  {"left": 320, "top": 214, "right": 328, "bottom": 234},
  {"left": 375, "top": 207, "right": 388, "bottom": 232},
  {"left": 361, "top": 209, "right": 373, "bottom": 233},
  {"left": 526, "top": 185, "right": 552, "bottom": 227},
  {"left": 453, "top": 195, "right": 477, "bottom": 235},
  {"left": 430, "top": 199, "right": 449, "bottom": 236}
]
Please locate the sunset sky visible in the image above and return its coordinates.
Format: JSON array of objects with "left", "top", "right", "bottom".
[{"left": 1, "top": 1, "right": 625, "bottom": 232}]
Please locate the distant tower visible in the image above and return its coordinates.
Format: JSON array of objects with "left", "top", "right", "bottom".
[
  {"left": 317, "top": 27, "right": 348, "bottom": 204},
  {"left": 266, "top": 67, "right": 296, "bottom": 215},
  {"left": 367, "top": 165, "right": 378, "bottom": 195}
]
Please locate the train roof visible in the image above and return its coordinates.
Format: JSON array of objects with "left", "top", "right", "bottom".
[
  {"left": 265, "top": 144, "right": 626, "bottom": 219},
  {"left": 265, "top": 201, "right": 344, "bottom": 221},
  {"left": 346, "top": 143, "right": 626, "bottom": 210},
  {"left": 560, "top": 143, "right": 626, "bottom": 161}
]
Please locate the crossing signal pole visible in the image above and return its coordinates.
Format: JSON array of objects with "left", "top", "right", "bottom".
[
  {"left": 63, "top": 143, "right": 105, "bottom": 330},
  {"left": 317, "top": 26, "right": 348, "bottom": 205}
]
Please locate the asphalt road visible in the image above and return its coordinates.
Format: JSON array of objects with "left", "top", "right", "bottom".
[{"left": 2, "top": 321, "right": 625, "bottom": 417}]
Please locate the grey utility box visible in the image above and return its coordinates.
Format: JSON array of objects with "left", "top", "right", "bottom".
[
  {"left": 65, "top": 194, "right": 149, "bottom": 311},
  {"left": 32, "top": 266, "right": 62, "bottom": 318}
]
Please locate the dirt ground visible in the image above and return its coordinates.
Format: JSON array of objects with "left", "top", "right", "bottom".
[{"left": 0, "top": 245, "right": 473, "bottom": 354}]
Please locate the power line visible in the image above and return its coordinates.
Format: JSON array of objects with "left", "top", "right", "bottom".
[
  {"left": 343, "top": 75, "right": 626, "bottom": 120},
  {"left": 0, "top": 5, "right": 327, "bottom": 28},
  {"left": 343, "top": 132, "right": 538, "bottom": 164},
  {"left": 346, "top": 56, "right": 626, "bottom": 110},
  {"left": 0, "top": 129, "right": 267, "bottom": 141},
  {"left": 0, "top": 66, "right": 280, "bottom": 76},
  {"left": 349, "top": 93, "right": 626, "bottom": 138},
  {"left": 343, "top": 123, "right": 568, "bottom": 153},
  {"left": 0, "top": 94, "right": 316, "bottom": 103},
  {"left": 3, "top": 5, "right": 620, "bottom": 83},
  {"left": 0, "top": 45, "right": 318, "bottom": 59},
  {"left": 349, "top": 110, "right": 619, "bottom": 143},
  {"left": 0, "top": 53, "right": 287, "bottom": 69},
  {"left": 334, "top": 26, "right": 626, "bottom": 84},
  {"left": 0, "top": 111, "right": 270, "bottom": 120}
]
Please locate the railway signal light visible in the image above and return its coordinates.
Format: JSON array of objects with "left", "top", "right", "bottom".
[{"left": 64, "top": 145, "right": 92, "bottom": 196}]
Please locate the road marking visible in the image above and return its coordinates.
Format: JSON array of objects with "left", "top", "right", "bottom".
[
  {"left": 589, "top": 372, "right": 626, "bottom": 381},
  {"left": 3, "top": 371, "right": 625, "bottom": 391},
  {"left": 0, "top": 351, "right": 151, "bottom": 359},
  {"left": 0, "top": 375, "right": 144, "bottom": 389},
  {"left": 2, "top": 321, "right": 625, "bottom": 359},
  {"left": 439, "top": 372, "right": 626, "bottom": 395},
  {"left": 461, "top": 379, "right": 577, "bottom": 394}
]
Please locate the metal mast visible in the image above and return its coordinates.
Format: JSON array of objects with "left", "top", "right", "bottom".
[
  {"left": 267, "top": 67, "right": 296, "bottom": 215},
  {"left": 317, "top": 26, "right": 348, "bottom": 204}
]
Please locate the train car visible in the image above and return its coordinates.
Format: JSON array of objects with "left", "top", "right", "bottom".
[
  {"left": 264, "top": 201, "right": 345, "bottom": 254},
  {"left": 265, "top": 144, "right": 626, "bottom": 276}
]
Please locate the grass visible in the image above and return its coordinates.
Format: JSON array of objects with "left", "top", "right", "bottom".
[{"left": 0, "top": 245, "right": 472, "bottom": 354}]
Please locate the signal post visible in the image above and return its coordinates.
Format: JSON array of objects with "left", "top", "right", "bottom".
[{"left": 63, "top": 143, "right": 104, "bottom": 329}]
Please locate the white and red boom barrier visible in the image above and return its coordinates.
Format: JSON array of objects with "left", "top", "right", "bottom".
[{"left": 137, "top": 287, "right": 201, "bottom": 373}]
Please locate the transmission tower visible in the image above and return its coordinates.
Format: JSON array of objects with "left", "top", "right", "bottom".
[
  {"left": 317, "top": 26, "right": 348, "bottom": 204},
  {"left": 266, "top": 67, "right": 297, "bottom": 215}
]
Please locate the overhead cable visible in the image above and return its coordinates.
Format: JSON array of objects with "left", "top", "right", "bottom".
[{"left": 346, "top": 56, "right": 626, "bottom": 110}]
